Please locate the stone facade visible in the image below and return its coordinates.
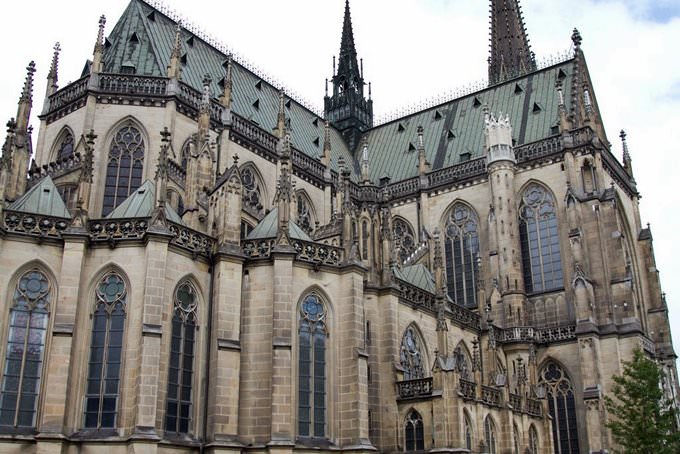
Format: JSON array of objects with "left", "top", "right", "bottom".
[{"left": 0, "top": 1, "right": 677, "bottom": 454}]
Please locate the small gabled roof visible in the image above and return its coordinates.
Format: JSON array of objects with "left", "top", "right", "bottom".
[
  {"left": 7, "top": 176, "right": 70, "bottom": 218},
  {"left": 393, "top": 264, "right": 436, "bottom": 294},
  {"left": 245, "top": 207, "right": 312, "bottom": 242},
  {"left": 106, "top": 180, "right": 184, "bottom": 224}
]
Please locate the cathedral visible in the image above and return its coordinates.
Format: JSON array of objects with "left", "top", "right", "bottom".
[{"left": 0, "top": 0, "right": 676, "bottom": 453}]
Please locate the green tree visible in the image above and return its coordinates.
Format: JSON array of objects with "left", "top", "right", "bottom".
[{"left": 604, "top": 348, "right": 680, "bottom": 454}]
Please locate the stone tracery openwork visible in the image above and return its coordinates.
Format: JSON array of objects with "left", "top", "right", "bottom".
[
  {"left": 392, "top": 218, "right": 416, "bottom": 264},
  {"left": 400, "top": 326, "right": 425, "bottom": 380},
  {"left": 240, "top": 165, "right": 264, "bottom": 218},
  {"left": 539, "top": 361, "right": 579, "bottom": 454}
]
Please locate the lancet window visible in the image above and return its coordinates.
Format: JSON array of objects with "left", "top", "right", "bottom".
[
  {"left": 400, "top": 327, "right": 425, "bottom": 380},
  {"left": 444, "top": 204, "right": 479, "bottom": 308},
  {"left": 0, "top": 270, "right": 50, "bottom": 428},
  {"left": 55, "top": 130, "right": 74, "bottom": 162},
  {"left": 404, "top": 410, "right": 424, "bottom": 451},
  {"left": 84, "top": 272, "right": 126, "bottom": 429},
  {"left": 298, "top": 293, "right": 327, "bottom": 438},
  {"left": 529, "top": 424, "right": 540, "bottom": 453},
  {"left": 519, "top": 184, "right": 563, "bottom": 293},
  {"left": 539, "top": 362, "right": 579, "bottom": 454},
  {"left": 102, "top": 124, "right": 145, "bottom": 216},
  {"left": 165, "top": 282, "right": 198, "bottom": 435},
  {"left": 484, "top": 416, "right": 497, "bottom": 454}
]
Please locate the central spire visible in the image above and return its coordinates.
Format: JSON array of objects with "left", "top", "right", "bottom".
[
  {"left": 488, "top": 0, "right": 536, "bottom": 85},
  {"left": 324, "top": 0, "right": 373, "bottom": 152}
]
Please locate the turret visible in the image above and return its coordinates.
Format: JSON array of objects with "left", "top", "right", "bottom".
[
  {"left": 488, "top": 0, "right": 536, "bottom": 85},
  {"left": 324, "top": 0, "right": 373, "bottom": 151}
]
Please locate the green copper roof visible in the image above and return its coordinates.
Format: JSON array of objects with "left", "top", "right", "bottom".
[
  {"left": 8, "top": 176, "right": 70, "bottom": 218},
  {"left": 362, "top": 60, "right": 573, "bottom": 182},
  {"left": 106, "top": 179, "right": 184, "bottom": 224},
  {"left": 104, "top": 0, "right": 357, "bottom": 178},
  {"left": 246, "top": 207, "right": 312, "bottom": 242},
  {"left": 393, "top": 264, "right": 436, "bottom": 294}
]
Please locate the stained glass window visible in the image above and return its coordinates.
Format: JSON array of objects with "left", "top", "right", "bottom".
[
  {"left": 392, "top": 218, "right": 416, "bottom": 264},
  {"left": 241, "top": 166, "right": 264, "bottom": 218},
  {"left": 84, "top": 272, "right": 126, "bottom": 429},
  {"left": 56, "top": 131, "right": 74, "bottom": 162},
  {"left": 0, "top": 270, "right": 50, "bottom": 428},
  {"left": 405, "top": 410, "right": 424, "bottom": 451},
  {"left": 298, "top": 293, "right": 326, "bottom": 438},
  {"left": 102, "top": 124, "right": 145, "bottom": 216},
  {"left": 400, "top": 327, "right": 424, "bottom": 380},
  {"left": 539, "top": 362, "right": 579, "bottom": 454},
  {"left": 484, "top": 416, "right": 497, "bottom": 454},
  {"left": 519, "top": 184, "right": 563, "bottom": 293},
  {"left": 444, "top": 204, "right": 479, "bottom": 308},
  {"left": 165, "top": 282, "right": 197, "bottom": 435}
]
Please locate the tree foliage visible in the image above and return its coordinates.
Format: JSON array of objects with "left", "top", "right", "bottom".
[{"left": 604, "top": 348, "right": 680, "bottom": 454}]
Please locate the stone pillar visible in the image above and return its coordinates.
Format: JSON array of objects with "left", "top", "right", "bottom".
[
  {"left": 207, "top": 252, "right": 245, "bottom": 448},
  {"left": 132, "top": 232, "right": 173, "bottom": 442},
  {"left": 38, "top": 232, "right": 87, "bottom": 445}
]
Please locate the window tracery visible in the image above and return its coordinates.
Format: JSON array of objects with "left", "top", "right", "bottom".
[
  {"left": 297, "top": 194, "right": 313, "bottom": 233},
  {"left": 484, "top": 416, "right": 497, "bottom": 454},
  {"left": 0, "top": 270, "right": 50, "bottom": 428},
  {"left": 392, "top": 218, "right": 416, "bottom": 264},
  {"left": 56, "top": 131, "right": 74, "bottom": 162},
  {"left": 444, "top": 204, "right": 479, "bottom": 307},
  {"left": 102, "top": 124, "right": 145, "bottom": 216},
  {"left": 519, "top": 184, "right": 563, "bottom": 293},
  {"left": 539, "top": 362, "right": 579, "bottom": 454},
  {"left": 529, "top": 424, "right": 540, "bottom": 454},
  {"left": 84, "top": 272, "right": 126, "bottom": 429},
  {"left": 165, "top": 282, "right": 197, "bottom": 435},
  {"left": 298, "top": 293, "right": 327, "bottom": 438},
  {"left": 240, "top": 166, "right": 264, "bottom": 218},
  {"left": 405, "top": 410, "right": 424, "bottom": 451},
  {"left": 400, "top": 327, "right": 425, "bottom": 380}
]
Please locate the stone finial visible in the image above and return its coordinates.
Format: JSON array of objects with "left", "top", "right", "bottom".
[
  {"left": 94, "top": 15, "right": 106, "bottom": 53},
  {"left": 16, "top": 62, "right": 36, "bottom": 133},
  {"left": 20, "top": 61, "right": 36, "bottom": 104},
  {"left": 221, "top": 54, "right": 233, "bottom": 108},
  {"left": 200, "top": 74, "right": 212, "bottom": 112},
  {"left": 571, "top": 28, "right": 582, "bottom": 49},
  {"left": 417, "top": 125, "right": 429, "bottom": 175},
  {"left": 322, "top": 120, "right": 332, "bottom": 168},
  {"left": 276, "top": 89, "right": 286, "bottom": 139},
  {"left": 620, "top": 129, "right": 635, "bottom": 180},
  {"left": 81, "top": 130, "right": 97, "bottom": 184},
  {"left": 48, "top": 43, "right": 61, "bottom": 84},
  {"left": 360, "top": 137, "right": 370, "bottom": 184},
  {"left": 167, "top": 21, "right": 183, "bottom": 79}
]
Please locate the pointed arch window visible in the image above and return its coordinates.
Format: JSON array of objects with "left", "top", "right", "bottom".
[
  {"left": 513, "top": 423, "right": 520, "bottom": 454},
  {"left": 241, "top": 166, "right": 264, "bottom": 218},
  {"left": 0, "top": 270, "right": 50, "bottom": 428},
  {"left": 103, "top": 124, "right": 145, "bottom": 216},
  {"left": 55, "top": 130, "right": 74, "bottom": 162},
  {"left": 298, "top": 293, "right": 327, "bottom": 438},
  {"left": 297, "top": 194, "right": 313, "bottom": 233},
  {"left": 444, "top": 204, "right": 479, "bottom": 308},
  {"left": 464, "top": 413, "right": 473, "bottom": 451},
  {"left": 529, "top": 424, "right": 540, "bottom": 454},
  {"left": 519, "top": 184, "right": 563, "bottom": 293},
  {"left": 400, "top": 326, "right": 425, "bottom": 380},
  {"left": 392, "top": 218, "right": 416, "bottom": 264},
  {"left": 484, "top": 416, "right": 497, "bottom": 454},
  {"left": 361, "top": 220, "right": 369, "bottom": 260},
  {"left": 165, "top": 282, "right": 197, "bottom": 435},
  {"left": 84, "top": 272, "right": 126, "bottom": 429},
  {"left": 405, "top": 410, "right": 424, "bottom": 451},
  {"left": 539, "top": 362, "right": 579, "bottom": 454}
]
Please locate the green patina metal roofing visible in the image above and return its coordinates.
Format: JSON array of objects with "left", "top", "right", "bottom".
[
  {"left": 104, "top": 0, "right": 358, "bottom": 179},
  {"left": 8, "top": 176, "right": 70, "bottom": 218},
  {"left": 106, "top": 179, "right": 184, "bottom": 224},
  {"left": 103, "top": 0, "right": 574, "bottom": 185},
  {"left": 246, "top": 207, "right": 312, "bottom": 242},
  {"left": 362, "top": 61, "right": 573, "bottom": 182},
  {"left": 393, "top": 264, "right": 436, "bottom": 294}
]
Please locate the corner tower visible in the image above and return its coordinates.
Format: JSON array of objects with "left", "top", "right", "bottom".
[
  {"left": 488, "top": 0, "right": 537, "bottom": 85},
  {"left": 324, "top": 0, "right": 373, "bottom": 151}
]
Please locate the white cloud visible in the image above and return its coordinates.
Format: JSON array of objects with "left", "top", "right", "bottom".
[{"left": 0, "top": 0, "right": 678, "bottom": 349}]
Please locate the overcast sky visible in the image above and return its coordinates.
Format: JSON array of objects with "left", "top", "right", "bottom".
[{"left": 1, "top": 0, "right": 679, "bottom": 350}]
